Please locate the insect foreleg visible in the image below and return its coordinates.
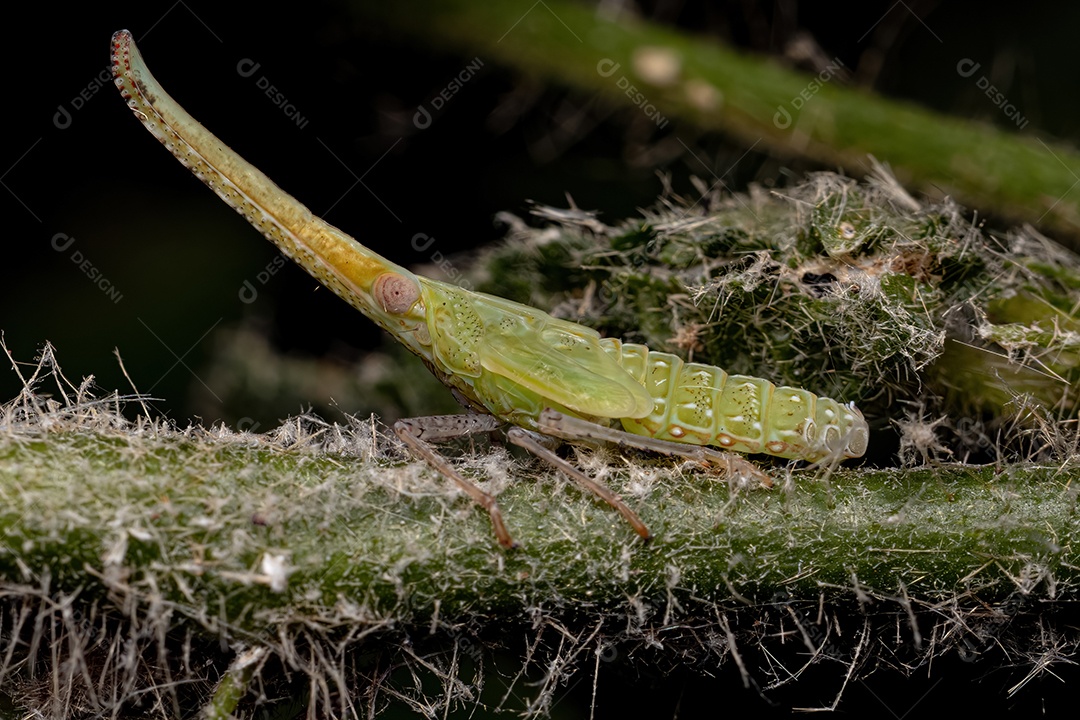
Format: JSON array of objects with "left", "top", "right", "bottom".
[
  {"left": 394, "top": 414, "right": 515, "bottom": 548},
  {"left": 505, "top": 428, "right": 652, "bottom": 541},
  {"left": 538, "top": 409, "right": 773, "bottom": 489}
]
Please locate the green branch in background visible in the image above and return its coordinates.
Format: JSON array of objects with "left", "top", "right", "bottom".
[{"left": 349, "top": 0, "right": 1080, "bottom": 242}]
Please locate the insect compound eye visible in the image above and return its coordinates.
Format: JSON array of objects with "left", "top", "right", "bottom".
[{"left": 373, "top": 272, "right": 420, "bottom": 315}]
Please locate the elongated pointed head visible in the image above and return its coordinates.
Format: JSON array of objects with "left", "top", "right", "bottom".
[{"left": 112, "top": 30, "right": 433, "bottom": 359}]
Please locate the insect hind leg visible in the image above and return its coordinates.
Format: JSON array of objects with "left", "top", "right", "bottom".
[
  {"left": 394, "top": 414, "right": 516, "bottom": 548},
  {"left": 506, "top": 427, "right": 651, "bottom": 541},
  {"left": 537, "top": 409, "right": 773, "bottom": 489}
]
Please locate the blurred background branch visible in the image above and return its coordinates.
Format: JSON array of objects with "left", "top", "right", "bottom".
[{"left": 356, "top": 0, "right": 1080, "bottom": 240}]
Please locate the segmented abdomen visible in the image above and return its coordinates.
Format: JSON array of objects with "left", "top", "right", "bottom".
[{"left": 600, "top": 339, "right": 868, "bottom": 462}]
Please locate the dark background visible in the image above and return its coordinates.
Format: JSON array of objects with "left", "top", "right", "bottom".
[
  {"left": 2, "top": 1, "right": 1077, "bottom": 714},
  {"left": 4, "top": 1, "right": 1075, "bottom": 428}
]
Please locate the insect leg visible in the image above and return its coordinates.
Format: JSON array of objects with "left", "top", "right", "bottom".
[
  {"left": 505, "top": 427, "right": 652, "bottom": 541},
  {"left": 394, "top": 414, "right": 516, "bottom": 549},
  {"left": 538, "top": 409, "right": 773, "bottom": 489}
]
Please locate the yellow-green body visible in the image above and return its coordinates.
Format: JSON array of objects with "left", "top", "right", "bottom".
[{"left": 112, "top": 30, "right": 867, "bottom": 464}]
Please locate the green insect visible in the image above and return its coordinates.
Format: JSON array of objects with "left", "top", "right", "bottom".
[{"left": 111, "top": 30, "right": 868, "bottom": 548}]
